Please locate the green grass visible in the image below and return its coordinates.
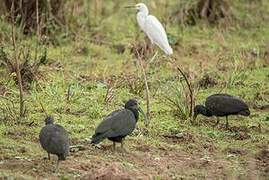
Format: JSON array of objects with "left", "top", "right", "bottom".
[{"left": 0, "top": 0, "right": 269, "bottom": 179}]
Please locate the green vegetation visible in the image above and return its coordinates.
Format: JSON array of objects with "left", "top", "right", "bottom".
[{"left": 0, "top": 0, "right": 268, "bottom": 179}]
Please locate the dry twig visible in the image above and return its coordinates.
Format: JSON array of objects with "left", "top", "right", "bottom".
[
  {"left": 134, "top": 46, "right": 151, "bottom": 125},
  {"left": 11, "top": 0, "right": 25, "bottom": 118}
]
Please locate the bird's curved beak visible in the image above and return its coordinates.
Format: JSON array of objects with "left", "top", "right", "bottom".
[{"left": 138, "top": 107, "right": 149, "bottom": 126}]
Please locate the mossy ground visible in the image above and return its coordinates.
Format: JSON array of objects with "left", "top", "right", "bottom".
[{"left": 0, "top": 0, "right": 268, "bottom": 179}]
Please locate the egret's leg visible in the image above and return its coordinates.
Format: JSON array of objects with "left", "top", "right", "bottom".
[
  {"left": 48, "top": 153, "right": 50, "bottom": 160},
  {"left": 149, "top": 51, "right": 158, "bottom": 64},
  {"left": 225, "top": 116, "right": 229, "bottom": 129},
  {"left": 145, "top": 37, "right": 154, "bottom": 54}
]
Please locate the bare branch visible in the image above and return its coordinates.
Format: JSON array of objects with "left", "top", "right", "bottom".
[
  {"left": 39, "top": 100, "right": 48, "bottom": 118},
  {"left": 11, "top": 0, "right": 25, "bottom": 119},
  {"left": 134, "top": 44, "right": 151, "bottom": 125}
]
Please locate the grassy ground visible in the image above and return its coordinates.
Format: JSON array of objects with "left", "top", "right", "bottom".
[{"left": 0, "top": 0, "right": 269, "bottom": 179}]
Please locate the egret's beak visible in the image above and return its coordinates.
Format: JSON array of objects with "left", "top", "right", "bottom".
[
  {"left": 124, "top": 5, "right": 136, "bottom": 9},
  {"left": 138, "top": 107, "right": 149, "bottom": 126}
]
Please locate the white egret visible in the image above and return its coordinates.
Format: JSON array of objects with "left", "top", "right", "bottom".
[{"left": 126, "top": 3, "right": 173, "bottom": 55}]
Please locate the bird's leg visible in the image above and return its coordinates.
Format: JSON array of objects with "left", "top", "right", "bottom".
[
  {"left": 113, "top": 142, "right": 116, "bottom": 151},
  {"left": 121, "top": 139, "right": 124, "bottom": 149},
  {"left": 120, "top": 139, "right": 128, "bottom": 153},
  {"left": 225, "top": 116, "right": 229, "bottom": 129},
  {"left": 54, "top": 159, "right": 60, "bottom": 173},
  {"left": 214, "top": 117, "right": 220, "bottom": 127},
  {"left": 48, "top": 153, "right": 50, "bottom": 160},
  {"left": 149, "top": 51, "right": 158, "bottom": 64},
  {"left": 146, "top": 38, "right": 154, "bottom": 55}
]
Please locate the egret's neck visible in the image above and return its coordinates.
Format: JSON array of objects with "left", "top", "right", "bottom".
[
  {"left": 136, "top": 11, "right": 148, "bottom": 31},
  {"left": 137, "top": 9, "right": 149, "bottom": 18}
]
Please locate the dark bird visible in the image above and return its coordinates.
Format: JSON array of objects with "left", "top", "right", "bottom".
[
  {"left": 39, "top": 116, "right": 70, "bottom": 172},
  {"left": 91, "top": 99, "right": 147, "bottom": 150},
  {"left": 194, "top": 94, "right": 250, "bottom": 129}
]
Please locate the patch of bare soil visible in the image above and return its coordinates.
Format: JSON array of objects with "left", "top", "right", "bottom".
[
  {"left": 226, "top": 147, "right": 248, "bottom": 156},
  {"left": 81, "top": 162, "right": 148, "bottom": 180},
  {"left": 254, "top": 104, "right": 269, "bottom": 111},
  {"left": 256, "top": 149, "right": 269, "bottom": 176},
  {"left": 228, "top": 126, "right": 251, "bottom": 140},
  {"left": 0, "top": 139, "right": 267, "bottom": 179},
  {"left": 162, "top": 132, "right": 195, "bottom": 144}
]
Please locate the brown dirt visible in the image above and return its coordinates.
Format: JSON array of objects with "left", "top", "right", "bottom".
[
  {"left": 256, "top": 149, "right": 269, "bottom": 177},
  {"left": 226, "top": 147, "right": 248, "bottom": 156},
  {"left": 0, "top": 138, "right": 267, "bottom": 179},
  {"left": 162, "top": 132, "right": 195, "bottom": 144}
]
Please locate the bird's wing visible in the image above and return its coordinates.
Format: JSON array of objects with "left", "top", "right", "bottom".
[
  {"left": 50, "top": 127, "right": 69, "bottom": 155},
  {"left": 206, "top": 96, "right": 249, "bottom": 115},
  {"left": 95, "top": 109, "right": 136, "bottom": 138},
  {"left": 144, "top": 15, "right": 173, "bottom": 55},
  {"left": 110, "top": 110, "right": 136, "bottom": 137},
  {"left": 208, "top": 93, "right": 233, "bottom": 98},
  {"left": 95, "top": 109, "right": 122, "bottom": 133}
]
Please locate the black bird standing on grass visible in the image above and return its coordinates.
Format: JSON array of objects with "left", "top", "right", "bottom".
[
  {"left": 39, "top": 116, "right": 69, "bottom": 172},
  {"left": 194, "top": 94, "right": 250, "bottom": 129},
  {"left": 91, "top": 99, "right": 147, "bottom": 150}
]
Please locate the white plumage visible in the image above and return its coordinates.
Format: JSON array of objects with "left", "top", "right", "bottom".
[{"left": 132, "top": 3, "right": 173, "bottom": 55}]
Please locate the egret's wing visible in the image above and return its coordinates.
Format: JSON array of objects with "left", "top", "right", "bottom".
[{"left": 144, "top": 15, "right": 173, "bottom": 55}]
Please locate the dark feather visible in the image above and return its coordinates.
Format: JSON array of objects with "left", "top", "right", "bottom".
[
  {"left": 39, "top": 124, "right": 69, "bottom": 160},
  {"left": 205, "top": 93, "right": 249, "bottom": 117},
  {"left": 91, "top": 109, "right": 136, "bottom": 144}
]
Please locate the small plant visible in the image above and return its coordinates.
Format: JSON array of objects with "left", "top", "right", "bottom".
[
  {"left": 224, "top": 62, "right": 248, "bottom": 88},
  {"left": 0, "top": 46, "right": 47, "bottom": 89},
  {"left": 163, "top": 80, "right": 189, "bottom": 121},
  {"left": 121, "top": 74, "right": 145, "bottom": 96},
  {"left": 164, "top": 84, "right": 189, "bottom": 120},
  {"left": 130, "top": 40, "right": 153, "bottom": 60},
  {"left": 0, "top": 95, "right": 25, "bottom": 123}
]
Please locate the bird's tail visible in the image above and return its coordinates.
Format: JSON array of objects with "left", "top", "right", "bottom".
[
  {"left": 165, "top": 45, "right": 173, "bottom": 55},
  {"left": 91, "top": 133, "right": 106, "bottom": 144}
]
